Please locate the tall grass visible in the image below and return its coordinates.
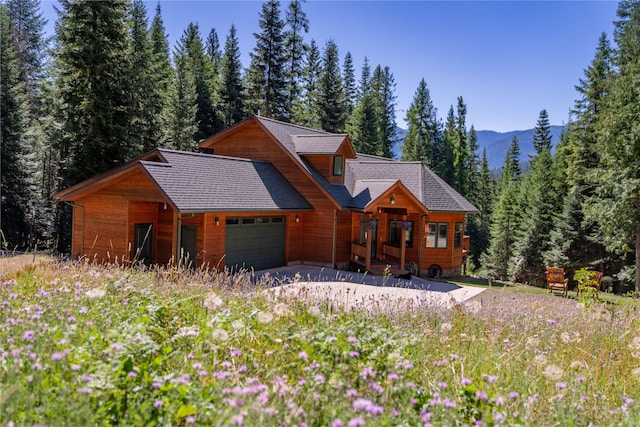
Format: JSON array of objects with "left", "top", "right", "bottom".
[{"left": 2, "top": 260, "right": 640, "bottom": 426}]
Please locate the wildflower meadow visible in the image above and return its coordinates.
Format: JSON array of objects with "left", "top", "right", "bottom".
[{"left": 2, "top": 259, "right": 640, "bottom": 426}]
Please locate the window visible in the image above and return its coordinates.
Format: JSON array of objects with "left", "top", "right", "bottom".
[
  {"left": 333, "top": 155, "right": 344, "bottom": 176},
  {"left": 454, "top": 222, "right": 464, "bottom": 248},
  {"left": 426, "top": 223, "right": 448, "bottom": 248},
  {"left": 388, "top": 220, "right": 414, "bottom": 248}
]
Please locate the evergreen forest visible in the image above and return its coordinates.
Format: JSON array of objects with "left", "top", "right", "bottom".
[{"left": 2, "top": 0, "right": 640, "bottom": 293}]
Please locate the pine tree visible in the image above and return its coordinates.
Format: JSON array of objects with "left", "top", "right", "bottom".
[
  {"left": 346, "top": 57, "right": 378, "bottom": 153},
  {"left": 206, "top": 28, "right": 221, "bottom": 69},
  {"left": 467, "top": 149, "right": 494, "bottom": 270},
  {"left": 342, "top": 51, "right": 357, "bottom": 117},
  {"left": 401, "top": 78, "right": 441, "bottom": 165},
  {"left": 1, "top": 3, "right": 37, "bottom": 249},
  {"left": 128, "top": 0, "right": 165, "bottom": 153},
  {"left": 169, "top": 39, "right": 198, "bottom": 151},
  {"left": 371, "top": 65, "right": 397, "bottom": 158},
  {"left": 466, "top": 125, "right": 480, "bottom": 198},
  {"left": 439, "top": 106, "right": 456, "bottom": 185},
  {"left": 246, "top": 0, "right": 288, "bottom": 120},
  {"left": 318, "top": 39, "right": 345, "bottom": 132},
  {"left": 284, "top": 0, "right": 308, "bottom": 119},
  {"left": 512, "top": 145, "right": 558, "bottom": 283},
  {"left": 219, "top": 25, "right": 246, "bottom": 127},
  {"left": 6, "top": 0, "right": 47, "bottom": 116},
  {"left": 149, "top": 3, "right": 174, "bottom": 147},
  {"left": 291, "top": 38, "right": 321, "bottom": 127},
  {"left": 532, "top": 109, "right": 552, "bottom": 155},
  {"left": 54, "top": 0, "right": 134, "bottom": 186},
  {"left": 586, "top": 0, "right": 640, "bottom": 292},
  {"left": 507, "top": 136, "right": 522, "bottom": 179},
  {"left": 177, "top": 23, "right": 220, "bottom": 141},
  {"left": 5, "top": 0, "right": 53, "bottom": 248},
  {"left": 481, "top": 147, "right": 521, "bottom": 280},
  {"left": 452, "top": 96, "right": 469, "bottom": 195},
  {"left": 545, "top": 33, "right": 613, "bottom": 270}
]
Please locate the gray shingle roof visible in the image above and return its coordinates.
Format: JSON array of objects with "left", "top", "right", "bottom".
[
  {"left": 292, "top": 134, "right": 348, "bottom": 154},
  {"left": 142, "top": 149, "right": 311, "bottom": 212},
  {"left": 235, "top": 117, "right": 476, "bottom": 214},
  {"left": 345, "top": 158, "right": 478, "bottom": 212}
]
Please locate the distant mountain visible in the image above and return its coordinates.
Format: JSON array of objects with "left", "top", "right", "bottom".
[{"left": 391, "top": 125, "right": 565, "bottom": 170}]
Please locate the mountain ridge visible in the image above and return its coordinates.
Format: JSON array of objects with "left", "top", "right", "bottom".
[{"left": 392, "top": 126, "right": 565, "bottom": 169}]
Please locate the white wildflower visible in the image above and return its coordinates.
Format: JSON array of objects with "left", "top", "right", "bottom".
[
  {"left": 231, "top": 320, "right": 244, "bottom": 330},
  {"left": 174, "top": 326, "right": 199, "bottom": 339},
  {"left": 543, "top": 365, "right": 564, "bottom": 381},
  {"left": 628, "top": 336, "right": 640, "bottom": 351},
  {"left": 526, "top": 337, "right": 540, "bottom": 350},
  {"left": 257, "top": 310, "right": 274, "bottom": 324},
  {"left": 533, "top": 354, "right": 548, "bottom": 367},
  {"left": 211, "top": 328, "right": 229, "bottom": 342},
  {"left": 307, "top": 306, "right": 322, "bottom": 317},
  {"left": 560, "top": 332, "right": 571, "bottom": 344},
  {"left": 85, "top": 288, "right": 106, "bottom": 299},
  {"left": 273, "top": 303, "right": 292, "bottom": 317},
  {"left": 203, "top": 292, "right": 223, "bottom": 310},
  {"left": 632, "top": 367, "right": 640, "bottom": 381},
  {"left": 440, "top": 322, "right": 453, "bottom": 334}
]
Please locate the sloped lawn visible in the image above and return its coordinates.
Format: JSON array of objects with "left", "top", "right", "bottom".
[{"left": 2, "top": 260, "right": 640, "bottom": 426}]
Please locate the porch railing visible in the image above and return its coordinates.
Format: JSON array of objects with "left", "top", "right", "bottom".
[{"left": 351, "top": 242, "right": 367, "bottom": 260}]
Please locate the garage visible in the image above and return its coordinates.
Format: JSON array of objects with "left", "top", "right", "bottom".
[{"left": 224, "top": 216, "right": 286, "bottom": 272}]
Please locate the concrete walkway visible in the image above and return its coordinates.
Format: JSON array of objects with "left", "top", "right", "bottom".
[{"left": 255, "top": 265, "right": 486, "bottom": 310}]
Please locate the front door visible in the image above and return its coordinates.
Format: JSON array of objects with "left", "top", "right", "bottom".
[
  {"left": 180, "top": 225, "right": 197, "bottom": 268},
  {"left": 133, "top": 223, "right": 153, "bottom": 266}
]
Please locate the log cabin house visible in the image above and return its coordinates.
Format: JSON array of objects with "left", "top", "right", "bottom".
[{"left": 54, "top": 116, "right": 477, "bottom": 278}]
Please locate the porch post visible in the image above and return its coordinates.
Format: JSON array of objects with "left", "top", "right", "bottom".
[
  {"left": 365, "top": 225, "right": 372, "bottom": 272},
  {"left": 400, "top": 216, "right": 407, "bottom": 270},
  {"left": 400, "top": 229, "right": 407, "bottom": 270}
]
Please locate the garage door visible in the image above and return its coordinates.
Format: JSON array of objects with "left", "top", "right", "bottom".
[{"left": 225, "top": 216, "right": 286, "bottom": 272}]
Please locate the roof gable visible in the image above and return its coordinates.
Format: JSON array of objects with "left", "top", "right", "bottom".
[{"left": 55, "top": 148, "right": 312, "bottom": 213}]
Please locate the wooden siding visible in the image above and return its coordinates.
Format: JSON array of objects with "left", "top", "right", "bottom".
[
  {"left": 79, "top": 195, "right": 129, "bottom": 263},
  {"left": 156, "top": 205, "right": 174, "bottom": 265},
  {"left": 72, "top": 169, "right": 167, "bottom": 264},
  {"left": 303, "top": 155, "right": 344, "bottom": 184},
  {"left": 71, "top": 205, "right": 84, "bottom": 258},
  {"left": 201, "top": 121, "right": 339, "bottom": 264},
  {"left": 421, "top": 212, "right": 467, "bottom": 276}
]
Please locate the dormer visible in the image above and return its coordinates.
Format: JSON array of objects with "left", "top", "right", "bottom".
[{"left": 292, "top": 134, "right": 357, "bottom": 184}]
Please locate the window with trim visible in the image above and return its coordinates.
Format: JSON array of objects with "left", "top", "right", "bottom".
[
  {"left": 426, "top": 222, "right": 448, "bottom": 248},
  {"left": 388, "top": 220, "right": 413, "bottom": 248},
  {"left": 454, "top": 222, "right": 463, "bottom": 248},
  {"left": 333, "top": 155, "right": 344, "bottom": 176}
]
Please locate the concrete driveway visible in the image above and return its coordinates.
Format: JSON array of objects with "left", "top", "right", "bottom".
[{"left": 255, "top": 265, "right": 486, "bottom": 310}]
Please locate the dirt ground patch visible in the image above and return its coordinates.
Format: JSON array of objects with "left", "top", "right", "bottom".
[{"left": 0, "top": 254, "right": 55, "bottom": 275}]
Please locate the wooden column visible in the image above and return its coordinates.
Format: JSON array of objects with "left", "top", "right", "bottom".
[
  {"left": 365, "top": 225, "right": 372, "bottom": 272},
  {"left": 400, "top": 229, "right": 407, "bottom": 270}
]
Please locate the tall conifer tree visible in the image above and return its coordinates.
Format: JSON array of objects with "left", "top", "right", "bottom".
[
  {"left": 318, "top": 39, "right": 345, "bottom": 132},
  {"left": 587, "top": 0, "right": 640, "bottom": 292},
  {"left": 401, "top": 78, "right": 441, "bottom": 165},
  {"left": 149, "top": 4, "right": 174, "bottom": 147},
  {"left": 1, "top": 3, "right": 37, "bottom": 249},
  {"left": 219, "top": 25, "right": 246, "bottom": 127},
  {"left": 292, "top": 38, "right": 321, "bottom": 127},
  {"left": 247, "top": 0, "right": 288, "bottom": 120},
  {"left": 342, "top": 51, "right": 357, "bottom": 117},
  {"left": 284, "top": 0, "right": 308, "bottom": 119},
  {"left": 371, "top": 65, "right": 397, "bottom": 158}
]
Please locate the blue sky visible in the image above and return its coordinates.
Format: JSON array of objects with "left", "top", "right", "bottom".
[{"left": 42, "top": 1, "right": 619, "bottom": 132}]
